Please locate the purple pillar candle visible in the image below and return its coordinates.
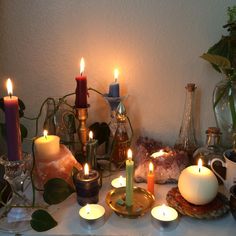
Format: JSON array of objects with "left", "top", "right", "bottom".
[
  {"left": 3, "top": 79, "right": 22, "bottom": 161},
  {"left": 108, "top": 68, "right": 120, "bottom": 97}
]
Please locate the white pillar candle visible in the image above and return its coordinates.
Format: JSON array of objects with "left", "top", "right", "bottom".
[
  {"left": 178, "top": 159, "right": 218, "bottom": 205},
  {"left": 34, "top": 130, "right": 60, "bottom": 161}
]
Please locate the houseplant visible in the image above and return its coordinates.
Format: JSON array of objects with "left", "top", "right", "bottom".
[{"left": 201, "top": 6, "right": 236, "bottom": 148}]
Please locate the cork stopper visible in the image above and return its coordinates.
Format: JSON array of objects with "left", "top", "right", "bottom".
[
  {"left": 206, "top": 127, "right": 221, "bottom": 135},
  {"left": 185, "top": 83, "right": 196, "bottom": 92}
]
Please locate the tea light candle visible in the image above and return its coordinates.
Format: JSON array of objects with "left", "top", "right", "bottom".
[
  {"left": 111, "top": 176, "right": 126, "bottom": 188},
  {"left": 108, "top": 68, "right": 120, "bottom": 97},
  {"left": 86, "top": 131, "right": 98, "bottom": 169},
  {"left": 79, "top": 204, "right": 105, "bottom": 229},
  {"left": 178, "top": 159, "right": 218, "bottom": 205},
  {"left": 74, "top": 163, "right": 101, "bottom": 206},
  {"left": 147, "top": 162, "right": 154, "bottom": 195},
  {"left": 4, "top": 78, "right": 22, "bottom": 161},
  {"left": 34, "top": 130, "right": 60, "bottom": 161},
  {"left": 151, "top": 204, "right": 179, "bottom": 231}
]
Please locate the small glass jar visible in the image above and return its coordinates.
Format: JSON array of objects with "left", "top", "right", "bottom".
[{"left": 193, "top": 127, "right": 225, "bottom": 183}]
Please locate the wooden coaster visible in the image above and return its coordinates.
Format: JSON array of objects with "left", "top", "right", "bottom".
[{"left": 166, "top": 187, "right": 229, "bottom": 219}]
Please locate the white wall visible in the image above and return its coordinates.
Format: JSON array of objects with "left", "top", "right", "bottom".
[{"left": 0, "top": 0, "right": 235, "bottom": 151}]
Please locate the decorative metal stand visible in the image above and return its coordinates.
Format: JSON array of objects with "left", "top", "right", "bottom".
[{"left": 76, "top": 108, "right": 88, "bottom": 154}]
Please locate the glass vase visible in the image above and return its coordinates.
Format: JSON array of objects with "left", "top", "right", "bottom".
[
  {"left": 0, "top": 154, "right": 33, "bottom": 233},
  {"left": 213, "top": 78, "right": 236, "bottom": 148}
]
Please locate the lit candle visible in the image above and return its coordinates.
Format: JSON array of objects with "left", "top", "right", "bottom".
[
  {"left": 79, "top": 204, "right": 105, "bottom": 229},
  {"left": 86, "top": 131, "right": 98, "bottom": 169},
  {"left": 75, "top": 57, "right": 88, "bottom": 108},
  {"left": 111, "top": 175, "right": 126, "bottom": 188},
  {"left": 79, "top": 204, "right": 105, "bottom": 220},
  {"left": 147, "top": 162, "right": 155, "bottom": 195},
  {"left": 74, "top": 163, "right": 101, "bottom": 206},
  {"left": 125, "top": 148, "right": 134, "bottom": 207},
  {"left": 3, "top": 78, "right": 22, "bottom": 161},
  {"left": 151, "top": 204, "right": 179, "bottom": 231},
  {"left": 34, "top": 130, "right": 60, "bottom": 161},
  {"left": 108, "top": 68, "right": 120, "bottom": 97},
  {"left": 178, "top": 159, "right": 218, "bottom": 205}
]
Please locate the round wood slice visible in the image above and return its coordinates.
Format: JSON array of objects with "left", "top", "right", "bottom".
[{"left": 166, "top": 187, "right": 229, "bottom": 219}]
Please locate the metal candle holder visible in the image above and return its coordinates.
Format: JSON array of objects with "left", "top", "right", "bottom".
[{"left": 76, "top": 108, "right": 88, "bottom": 154}]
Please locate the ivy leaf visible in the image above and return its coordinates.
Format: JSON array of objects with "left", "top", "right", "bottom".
[
  {"left": 18, "top": 99, "right": 25, "bottom": 118},
  {"left": 89, "top": 122, "right": 110, "bottom": 145},
  {"left": 0, "top": 123, "right": 6, "bottom": 139},
  {"left": 30, "top": 209, "right": 57, "bottom": 232},
  {"left": 200, "top": 53, "right": 231, "bottom": 71},
  {"left": 20, "top": 124, "right": 28, "bottom": 141},
  {"left": 43, "top": 178, "right": 75, "bottom": 205}
]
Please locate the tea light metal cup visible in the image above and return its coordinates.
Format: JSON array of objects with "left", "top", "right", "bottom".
[
  {"left": 79, "top": 204, "right": 105, "bottom": 230},
  {"left": 111, "top": 176, "right": 126, "bottom": 188},
  {"left": 151, "top": 204, "right": 179, "bottom": 231}
]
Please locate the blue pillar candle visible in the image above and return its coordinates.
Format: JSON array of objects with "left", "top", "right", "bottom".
[{"left": 108, "top": 68, "right": 120, "bottom": 97}]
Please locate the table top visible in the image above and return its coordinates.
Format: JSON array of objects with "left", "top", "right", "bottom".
[{"left": 2, "top": 171, "right": 236, "bottom": 236}]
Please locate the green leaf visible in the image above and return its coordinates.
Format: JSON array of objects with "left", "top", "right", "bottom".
[
  {"left": 18, "top": 99, "right": 25, "bottom": 118},
  {"left": 89, "top": 122, "right": 110, "bottom": 145},
  {"left": 43, "top": 178, "right": 75, "bottom": 205},
  {"left": 20, "top": 124, "right": 28, "bottom": 141},
  {"left": 30, "top": 209, "right": 57, "bottom": 232},
  {"left": 200, "top": 53, "right": 231, "bottom": 71}
]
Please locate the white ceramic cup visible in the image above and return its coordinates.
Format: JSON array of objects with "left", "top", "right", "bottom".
[{"left": 211, "top": 150, "right": 236, "bottom": 191}]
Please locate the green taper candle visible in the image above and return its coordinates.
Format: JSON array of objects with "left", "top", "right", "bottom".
[{"left": 125, "top": 148, "right": 134, "bottom": 207}]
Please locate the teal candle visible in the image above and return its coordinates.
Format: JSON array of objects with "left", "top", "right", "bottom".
[{"left": 125, "top": 149, "right": 134, "bottom": 207}]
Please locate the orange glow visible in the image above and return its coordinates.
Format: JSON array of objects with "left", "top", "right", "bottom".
[
  {"left": 149, "top": 162, "right": 154, "bottom": 173},
  {"left": 198, "top": 159, "right": 203, "bottom": 172},
  {"left": 6, "top": 78, "right": 13, "bottom": 96},
  {"left": 127, "top": 149, "right": 132, "bottom": 161},
  {"left": 114, "top": 68, "right": 119, "bottom": 82},
  {"left": 151, "top": 149, "right": 168, "bottom": 158},
  {"left": 84, "top": 163, "right": 89, "bottom": 175},
  {"left": 80, "top": 57, "right": 85, "bottom": 75},
  {"left": 89, "top": 131, "right": 93, "bottom": 140}
]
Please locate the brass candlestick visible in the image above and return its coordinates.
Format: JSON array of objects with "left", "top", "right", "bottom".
[{"left": 76, "top": 108, "right": 88, "bottom": 154}]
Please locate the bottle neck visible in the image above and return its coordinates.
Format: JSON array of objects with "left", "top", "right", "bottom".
[{"left": 206, "top": 134, "right": 220, "bottom": 146}]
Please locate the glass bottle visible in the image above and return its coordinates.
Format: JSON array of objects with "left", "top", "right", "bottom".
[
  {"left": 193, "top": 127, "right": 225, "bottom": 183},
  {"left": 174, "top": 83, "right": 198, "bottom": 161},
  {"left": 110, "top": 102, "right": 131, "bottom": 169}
]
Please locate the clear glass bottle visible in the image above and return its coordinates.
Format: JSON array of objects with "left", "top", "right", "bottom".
[
  {"left": 110, "top": 102, "right": 131, "bottom": 169},
  {"left": 174, "top": 83, "right": 198, "bottom": 161},
  {"left": 193, "top": 127, "right": 225, "bottom": 183}
]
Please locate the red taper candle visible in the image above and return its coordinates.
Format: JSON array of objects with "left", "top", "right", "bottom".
[
  {"left": 75, "top": 57, "right": 88, "bottom": 108},
  {"left": 147, "top": 161, "right": 154, "bottom": 195}
]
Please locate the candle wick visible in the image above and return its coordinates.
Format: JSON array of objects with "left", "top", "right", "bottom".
[
  {"left": 9, "top": 93, "right": 12, "bottom": 99},
  {"left": 80, "top": 72, "right": 83, "bottom": 76},
  {"left": 198, "top": 167, "right": 201, "bottom": 173},
  {"left": 115, "top": 78, "right": 117, "bottom": 83}
]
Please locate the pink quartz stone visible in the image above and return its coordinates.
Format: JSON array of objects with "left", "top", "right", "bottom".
[{"left": 34, "top": 145, "right": 82, "bottom": 189}]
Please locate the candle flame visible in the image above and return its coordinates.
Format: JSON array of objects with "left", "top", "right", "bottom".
[
  {"left": 89, "top": 131, "right": 93, "bottom": 140},
  {"left": 149, "top": 162, "right": 154, "bottom": 173},
  {"left": 119, "top": 176, "right": 123, "bottom": 186},
  {"left": 198, "top": 159, "right": 202, "bottom": 173},
  {"left": 161, "top": 204, "right": 167, "bottom": 217},
  {"left": 151, "top": 149, "right": 168, "bottom": 158},
  {"left": 114, "top": 68, "right": 119, "bottom": 82},
  {"left": 6, "top": 78, "right": 13, "bottom": 96},
  {"left": 80, "top": 57, "right": 85, "bottom": 75},
  {"left": 127, "top": 148, "right": 132, "bottom": 161},
  {"left": 84, "top": 163, "right": 89, "bottom": 175},
  {"left": 85, "top": 204, "right": 90, "bottom": 214},
  {"left": 43, "top": 130, "right": 48, "bottom": 139}
]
